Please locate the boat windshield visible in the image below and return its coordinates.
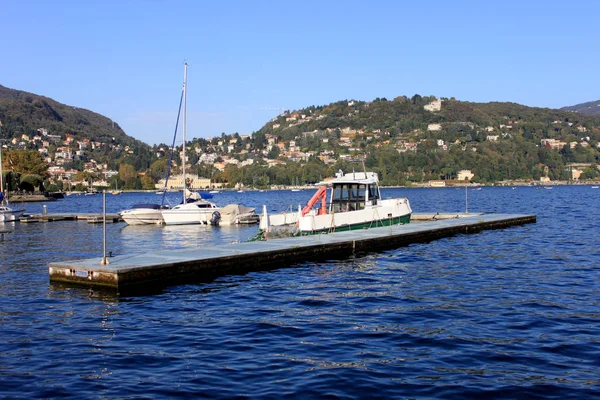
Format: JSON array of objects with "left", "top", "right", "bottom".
[{"left": 331, "top": 183, "right": 370, "bottom": 212}]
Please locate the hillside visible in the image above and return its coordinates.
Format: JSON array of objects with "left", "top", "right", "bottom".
[
  {"left": 561, "top": 100, "right": 600, "bottom": 116},
  {"left": 227, "top": 96, "right": 600, "bottom": 185},
  {"left": 0, "top": 84, "right": 154, "bottom": 170},
  {"left": 2, "top": 83, "right": 599, "bottom": 189}
]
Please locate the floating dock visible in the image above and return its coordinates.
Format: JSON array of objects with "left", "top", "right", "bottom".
[
  {"left": 48, "top": 213, "right": 535, "bottom": 292},
  {"left": 21, "top": 213, "right": 122, "bottom": 223}
]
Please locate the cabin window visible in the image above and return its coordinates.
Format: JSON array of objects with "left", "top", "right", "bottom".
[
  {"left": 368, "top": 185, "right": 379, "bottom": 199},
  {"left": 331, "top": 183, "right": 366, "bottom": 212},
  {"left": 368, "top": 185, "right": 379, "bottom": 204},
  {"left": 358, "top": 184, "right": 366, "bottom": 199}
]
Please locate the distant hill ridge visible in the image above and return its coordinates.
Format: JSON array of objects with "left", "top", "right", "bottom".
[
  {"left": 256, "top": 95, "right": 600, "bottom": 143},
  {"left": 0, "top": 84, "right": 156, "bottom": 173},
  {"left": 0, "top": 84, "right": 142, "bottom": 148},
  {"left": 561, "top": 100, "right": 600, "bottom": 116}
]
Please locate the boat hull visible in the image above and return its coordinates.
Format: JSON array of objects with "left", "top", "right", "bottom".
[
  {"left": 260, "top": 198, "right": 412, "bottom": 235},
  {"left": 120, "top": 209, "right": 164, "bottom": 225},
  {"left": 162, "top": 203, "right": 220, "bottom": 225},
  {"left": 0, "top": 207, "right": 26, "bottom": 222},
  {"left": 299, "top": 213, "right": 411, "bottom": 235}
]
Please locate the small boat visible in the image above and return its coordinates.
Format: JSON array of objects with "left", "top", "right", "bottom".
[
  {"left": 0, "top": 202, "right": 25, "bottom": 222},
  {"left": 120, "top": 203, "right": 170, "bottom": 225},
  {"left": 0, "top": 148, "right": 26, "bottom": 222},
  {"left": 544, "top": 186, "right": 553, "bottom": 190},
  {"left": 291, "top": 189, "right": 301, "bottom": 192},
  {"left": 258, "top": 170, "right": 412, "bottom": 237},
  {"left": 158, "top": 63, "right": 223, "bottom": 226},
  {"left": 218, "top": 204, "right": 259, "bottom": 225},
  {"left": 209, "top": 190, "right": 220, "bottom": 194},
  {"left": 592, "top": 186, "right": 599, "bottom": 189},
  {"left": 121, "top": 63, "right": 185, "bottom": 225},
  {"left": 111, "top": 181, "right": 122, "bottom": 195},
  {"left": 48, "top": 192, "right": 65, "bottom": 199},
  {"left": 162, "top": 198, "right": 220, "bottom": 225}
]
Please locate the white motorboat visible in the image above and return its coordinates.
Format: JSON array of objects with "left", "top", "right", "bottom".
[
  {"left": 162, "top": 199, "right": 220, "bottom": 225},
  {"left": 258, "top": 170, "right": 411, "bottom": 237},
  {"left": 0, "top": 203, "right": 25, "bottom": 222},
  {"left": 120, "top": 203, "right": 170, "bottom": 225}
]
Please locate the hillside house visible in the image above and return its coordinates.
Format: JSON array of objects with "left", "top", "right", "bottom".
[
  {"left": 541, "top": 138, "right": 567, "bottom": 150},
  {"left": 457, "top": 170, "right": 474, "bottom": 181},
  {"left": 424, "top": 99, "right": 442, "bottom": 112}
]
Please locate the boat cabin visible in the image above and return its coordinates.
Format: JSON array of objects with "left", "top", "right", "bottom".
[{"left": 328, "top": 171, "right": 381, "bottom": 213}]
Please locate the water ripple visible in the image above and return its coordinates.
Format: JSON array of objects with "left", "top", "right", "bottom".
[{"left": 1, "top": 187, "right": 599, "bottom": 398}]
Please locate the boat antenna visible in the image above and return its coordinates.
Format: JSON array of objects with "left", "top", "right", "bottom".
[{"left": 161, "top": 89, "right": 184, "bottom": 206}]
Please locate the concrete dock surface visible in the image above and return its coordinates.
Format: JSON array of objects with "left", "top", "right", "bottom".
[{"left": 48, "top": 213, "right": 536, "bottom": 292}]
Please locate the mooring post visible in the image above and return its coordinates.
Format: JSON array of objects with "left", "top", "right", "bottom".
[{"left": 100, "top": 190, "right": 109, "bottom": 265}]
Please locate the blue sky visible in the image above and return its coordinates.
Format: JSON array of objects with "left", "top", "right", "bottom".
[{"left": 1, "top": 0, "right": 598, "bottom": 145}]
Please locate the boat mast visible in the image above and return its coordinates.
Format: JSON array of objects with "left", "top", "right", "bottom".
[{"left": 182, "top": 62, "right": 187, "bottom": 202}]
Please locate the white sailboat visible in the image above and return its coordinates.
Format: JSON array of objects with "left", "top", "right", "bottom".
[
  {"left": 0, "top": 123, "right": 26, "bottom": 222},
  {"left": 120, "top": 68, "right": 187, "bottom": 225},
  {"left": 111, "top": 180, "right": 122, "bottom": 195},
  {"left": 162, "top": 63, "right": 221, "bottom": 226}
]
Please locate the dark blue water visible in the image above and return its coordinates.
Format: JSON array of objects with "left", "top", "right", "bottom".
[{"left": 1, "top": 186, "right": 599, "bottom": 398}]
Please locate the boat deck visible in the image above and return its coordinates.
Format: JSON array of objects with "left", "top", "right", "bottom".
[{"left": 48, "top": 213, "right": 536, "bottom": 292}]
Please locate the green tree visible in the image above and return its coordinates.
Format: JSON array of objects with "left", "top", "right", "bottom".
[
  {"left": 2, "top": 149, "right": 49, "bottom": 178},
  {"left": 149, "top": 159, "right": 169, "bottom": 181},
  {"left": 119, "top": 164, "right": 137, "bottom": 189},
  {"left": 140, "top": 175, "right": 155, "bottom": 190},
  {"left": 20, "top": 174, "right": 44, "bottom": 192}
]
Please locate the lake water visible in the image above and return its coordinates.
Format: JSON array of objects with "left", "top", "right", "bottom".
[{"left": 1, "top": 186, "right": 599, "bottom": 398}]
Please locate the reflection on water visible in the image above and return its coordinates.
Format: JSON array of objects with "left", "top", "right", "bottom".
[{"left": 118, "top": 223, "right": 258, "bottom": 254}]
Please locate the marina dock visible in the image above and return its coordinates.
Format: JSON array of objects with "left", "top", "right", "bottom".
[
  {"left": 21, "top": 213, "right": 122, "bottom": 223},
  {"left": 48, "top": 213, "right": 536, "bottom": 292}
]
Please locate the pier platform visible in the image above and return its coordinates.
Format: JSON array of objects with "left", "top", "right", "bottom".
[
  {"left": 48, "top": 213, "right": 536, "bottom": 292},
  {"left": 21, "top": 213, "right": 122, "bottom": 223}
]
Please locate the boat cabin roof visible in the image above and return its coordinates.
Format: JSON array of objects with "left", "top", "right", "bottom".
[{"left": 318, "top": 171, "right": 379, "bottom": 186}]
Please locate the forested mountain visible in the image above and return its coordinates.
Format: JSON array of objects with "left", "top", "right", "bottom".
[
  {"left": 561, "top": 100, "right": 600, "bottom": 116},
  {"left": 234, "top": 95, "right": 600, "bottom": 185},
  {"left": 0, "top": 84, "right": 155, "bottom": 171},
  {"left": 2, "top": 82, "right": 599, "bottom": 189}
]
